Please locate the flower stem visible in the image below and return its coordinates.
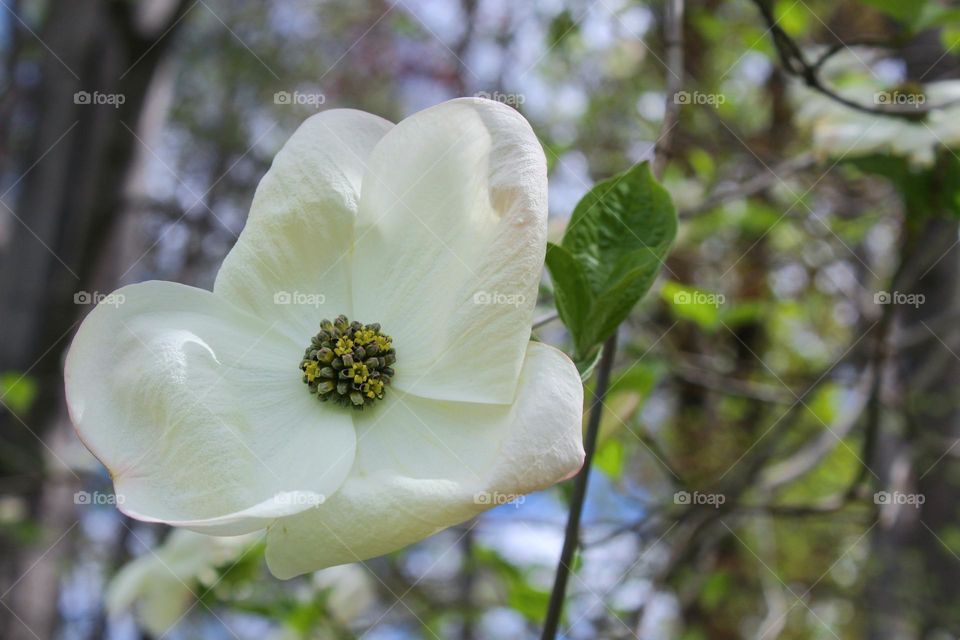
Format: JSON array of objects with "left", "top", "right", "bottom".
[
  {"left": 540, "top": 332, "right": 617, "bottom": 640},
  {"left": 540, "top": 2, "right": 682, "bottom": 631}
]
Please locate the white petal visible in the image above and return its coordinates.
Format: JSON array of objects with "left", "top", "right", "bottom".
[
  {"left": 351, "top": 98, "right": 547, "bottom": 403},
  {"left": 265, "top": 341, "right": 583, "bottom": 578},
  {"left": 65, "top": 281, "right": 356, "bottom": 535},
  {"left": 214, "top": 110, "right": 393, "bottom": 342}
]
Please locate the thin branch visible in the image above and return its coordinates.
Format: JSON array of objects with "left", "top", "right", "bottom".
[
  {"left": 533, "top": 311, "right": 560, "bottom": 330},
  {"left": 679, "top": 153, "right": 816, "bottom": 219},
  {"left": 669, "top": 359, "right": 796, "bottom": 404},
  {"left": 541, "top": 1, "right": 685, "bottom": 636},
  {"left": 810, "top": 39, "right": 898, "bottom": 72},
  {"left": 750, "top": 0, "right": 958, "bottom": 119},
  {"left": 759, "top": 367, "right": 873, "bottom": 491},
  {"left": 540, "top": 333, "right": 617, "bottom": 640}
]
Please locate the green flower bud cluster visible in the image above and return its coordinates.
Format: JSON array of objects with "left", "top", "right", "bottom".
[{"left": 300, "top": 315, "right": 396, "bottom": 409}]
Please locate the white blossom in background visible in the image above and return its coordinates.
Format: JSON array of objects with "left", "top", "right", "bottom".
[
  {"left": 791, "top": 49, "right": 960, "bottom": 167},
  {"left": 312, "top": 563, "right": 376, "bottom": 626},
  {"left": 106, "top": 529, "right": 260, "bottom": 636}
]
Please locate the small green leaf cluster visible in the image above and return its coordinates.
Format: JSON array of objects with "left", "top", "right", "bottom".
[{"left": 546, "top": 161, "right": 678, "bottom": 365}]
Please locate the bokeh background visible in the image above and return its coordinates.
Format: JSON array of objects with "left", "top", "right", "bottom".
[{"left": 3, "top": 0, "right": 960, "bottom": 638}]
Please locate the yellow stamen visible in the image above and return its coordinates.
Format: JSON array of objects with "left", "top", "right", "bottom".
[
  {"left": 349, "top": 363, "right": 370, "bottom": 384},
  {"left": 334, "top": 337, "right": 354, "bottom": 356},
  {"left": 354, "top": 328, "right": 376, "bottom": 344},
  {"left": 364, "top": 378, "right": 384, "bottom": 398}
]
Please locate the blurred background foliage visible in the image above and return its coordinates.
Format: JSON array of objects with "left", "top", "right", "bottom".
[{"left": 3, "top": 0, "right": 960, "bottom": 638}]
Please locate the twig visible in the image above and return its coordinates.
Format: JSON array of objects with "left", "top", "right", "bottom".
[
  {"left": 810, "top": 39, "right": 897, "bottom": 72},
  {"left": 669, "top": 360, "right": 795, "bottom": 404},
  {"left": 533, "top": 311, "right": 560, "bottom": 329},
  {"left": 541, "top": 0, "right": 685, "bottom": 636},
  {"left": 653, "top": 0, "right": 685, "bottom": 178},
  {"left": 459, "top": 524, "right": 476, "bottom": 640},
  {"left": 759, "top": 367, "right": 873, "bottom": 491},
  {"left": 679, "top": 153, "right": 816, "bottom": 219},
  {"left": 540, "top": 333, "right": 617, "bottom": 640},
  {"left": 848, "top": 237, "right": 914, "bottom": 493},
  {"left": 749, "top": 0, "right": 957, "bottom": 119}
]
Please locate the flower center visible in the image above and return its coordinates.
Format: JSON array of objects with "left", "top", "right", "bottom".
[{"left": 300, "top": 315, "right": 396, "bottom": 409}]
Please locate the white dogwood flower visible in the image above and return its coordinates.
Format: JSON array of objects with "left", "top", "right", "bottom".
[
  {"left": 106, "top": 529, "right": 260, "bottom": 635},
  {"left": 791, "top": 50, "right": 960, "bottom": 167},
  {"left": 65, "top": 98, "right": 585, "bottom": 578}
]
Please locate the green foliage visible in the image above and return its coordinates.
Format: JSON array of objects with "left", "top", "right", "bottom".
[
  {"left": 773, "top": 0, "right": 811, "bottom": 37},
  {"left": 850, "top": 153, "right": 960, "bottom": 220},
  {"left": 592, "top": 360, "right": 661, "bottom": 479},
  {"left": 660, "top": 281, "right": 724, "bottom": 332},
  {"left": 476, "top": 547, "right": 551, "bottom": 623},
  {"left": 594, "top": 437, "right": 626, "bottom": 478},
  {"left": 546, "top": 162, "right": 677, "bottom": 365},
  {"left": 941, "top": 24, "right": 960, "bottom": 52},
  {"left": 857, "top": 0, "right": 960, "bottom": 34},
  {"left": 857, "top": 0, "right": 926, "bottom": 25},
  {"left": 937, "top": 526, "right": 960, "bottom": 556},
  {"left": 699, "top": 571, "right": 732, "bottom": 611},
  {"left": 917, "top": 5, "right": 960, "bottom": 31},
  {"left": 0, "top": 372, "right": 37, "bottom": 414},
  {"left": 686, "top": 147, "right": 716, "bottom": 184},
  {"left": 547, "top": 9, "right": 578, "bottom": 48}
]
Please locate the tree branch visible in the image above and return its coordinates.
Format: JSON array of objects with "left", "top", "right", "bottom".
[
  {"left": 749, "top": 0, "right": 957, "bottom": 119},
  {"left": 541, "top": 0, "right": 685, "bottom": 636}
]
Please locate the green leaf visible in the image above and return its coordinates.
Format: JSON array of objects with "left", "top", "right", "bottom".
[
  {"left": 594, "top": 437, "right": 625, "bottom": 479},
  {"left": 851, "top": 153, "right": 960, "bottom": 220},
  {"left": 547, "top": 9, "right": 578, "bottom": 48},
  {"left": 545, "top": 242, "right": 592, "bottom": 352},
  {"left": 547, "top": 161, "right": 677, "bottom": 360},
  {"left": 943, "top": 25, "right": 960, "bottom": 54},
  {"left": 857, "top": 0, "right": 926, "bottom": 25},
  {"left": 584, "top": 247, "right": 664, "bottom": 344},
  {"left": 563, "top": 162, "right": 675, "bottom": 292},
  {"left": 575, "top": 346, "right": 603, "bottom": 380},
  {"left": 660, "top": 281, "right": 725, "bottom": 331},
  {"left": 917, "top": 6, "right": 960, "bottom": 32},
  {"left": 687, "top": 147, "right": 716, "bottom": 183},
  {"left": 0, "top": 373, "right": 37, "bottom": 415},
  {"left": 476, "top": 547, "right": 550, "bottom": 623},
  {"left": 700, "top": 571, "right": 732, "bottom": 610},
  {"left": 774, "top": 0, "right": 810, "bottom": 37}
]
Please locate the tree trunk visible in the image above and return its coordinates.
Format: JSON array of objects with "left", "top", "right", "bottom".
[
  {"left": 864, "top": 31, "right": 960, "bottom": 640},
  {"left": 0, "top": 2, "right": 189, "bottom": 638}
]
